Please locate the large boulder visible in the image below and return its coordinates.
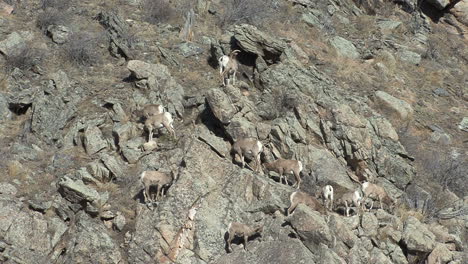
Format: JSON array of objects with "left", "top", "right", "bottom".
[
  {"left": 329, "top": 36, "right": 360, "bottom": 59},
  {"left": 206, "top": 88, "right": 237, "bottom": 124},
  {"left": 289, "top": 204, "right": 333, "bottom": 252},
  {"left": 58, "top": 176, "right": 101, "bottom": 204},
  {"left": 374, "top": 91, "right": 414, "bottom": 127},
  {"left": 402, "top": 216, "right": 436, "bottom": 252},
  {"left": 0, "top": 31, "right": 34, "bottom": 57}
]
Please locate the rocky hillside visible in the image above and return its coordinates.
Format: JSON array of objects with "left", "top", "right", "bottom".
[{"left": 0, "top": 0, "right": 467, "bottom": 263}]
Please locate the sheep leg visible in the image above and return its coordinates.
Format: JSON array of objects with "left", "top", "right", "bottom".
[
  {"left": 379, "top": 197, "right": 383, "bottom": 210},
  {"left": 156, "top": 185, "right": 161, "bottom": 201},
  {"left": 143, "top": 187, "right": 149, "bottom": 203},
  {"left": 148, "top": 130, "right": 153, "bottom": 142},
  {"left": 345, "top": 201, "right": 350, "bottom": 217},
  {"left": 227, "top": 233, "right": 234, "bottom": 252},
  {"left": 256, "top": 153, "right": 261, "bottom": 173},
  {"left": 243, "top": 235, "right": 248, "bottom": 251},
  {"left": 233, "top": 70, "right": 236, "bottom": 85},
  {"left": 294, "top": 171, "right": 301, "bottom": 189},
  {"left": 287, "top": 201, "right": 298, "bottom": 216},
  {"left": 370, "top": 200, "right": 374, "bottom": 211},
  {"left": 240, "top": 155, "right": 245, "bottom": 169}
]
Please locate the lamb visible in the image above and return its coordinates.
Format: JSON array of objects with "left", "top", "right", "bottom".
[
  {"left": 221, "top": 50, "right": 241, "bottom": 86},
  {"left": 144, "top": 112, "right": 176, "bottom": 142},
  {"left": 322, "top": 185, "right": 334, "bottom": 211},
  {"left": 361, "top": 182, "right": 394, "bottom": 210},
  {"left": 262, "top": 159, "right": 303, "bottom": 189},
  {"left": 226, "top": 222, "right": 263, "bottom": 252},
  {"left": 336, "top": 190, "right": 362, "bottom": 217},
  {"left": 142, "top": 104, "right": 164, "bottom": 119},
  {"left": 287, "top": 191, "right": 326, "bottom": 216},
  {"left": 231, "top": 137, "right": 263, "bottom": 172},
  {"left": 140, "top": 170, "right": 174, "bottom": 203}
]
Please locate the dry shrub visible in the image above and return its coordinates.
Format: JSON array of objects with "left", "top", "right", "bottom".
[
  {"left": 62, "top": 32, "right": 106, "bottom": 66},
  {"left": 36, "top": 8, "right": 70, "bottom": 33},
  {"left": 40, "top": 0, "right": 71, "bottom": 10},
  {"left": 142, "top": 0, "right": 175, "bottom": 25},
  {"left": 4, "top": 47, "right": 43, "bottom": 73},
  {"left": 221, "top": 0, "right": 274, "bottom": 28}
]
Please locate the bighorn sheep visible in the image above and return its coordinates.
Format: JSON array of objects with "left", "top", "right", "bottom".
[
  {"left": 263, "top": 159, "right": 303, "bottom": 189},
  {"left": 322, "top": 185, "right": 334, "bottom": 211},
  {"left": 218, "top": 54, "right": 229, "bottom": 75},
  {"left": 221, "top": 50, "right": 240, "bottom": 86},
  {"left": 287, "top": 191, "right": 326, "bottom": 216},
  {"left": 232, "top": 137, "right": 263, "bottom": 172},
  {"left": 144, "top": 112, "right": 176, "bottom": 142},
  {"left": 140, "top": 170, "right": 174, "bottom": 203},
  {"left": 142, "top": 104, "right": 164, "bottom": 119},
  {"left": 226, "top": 222, "right": 263, "bottom": 252},
  {"left": 336, "top": 190, "right": 362, "bottom": 217},
  {"left": 361, "top": 182, "right": 394, "bottom": 210}
]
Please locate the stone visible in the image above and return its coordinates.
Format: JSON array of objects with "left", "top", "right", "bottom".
[
  {"left": 402, "top": 216, "right": 436, "bottom": 252},
  {"left": 0, "top": 31, "right": 34, "bottom": 57},
  {"left": 458, "top": 117, "right": 468, "bottom": 132},
  {"left": 361, "top": 212, "right": 379, "bottom": 237},
  {"left": 329, "top": 215, "right": 358, "bottom": 248},
  {"left": 397, "top": 49, "right": 421, "bottom": 65},
  {"left": 0, "top": 2, "right": 14, "bottom": 15},
  {"left": 374, "top": 91, "right": 414, "bottom": 126},
  {"left": 113, "top": 213, "right": 126, "bottom": 231},
  {"left": 97, "top": 10, "right": 133, "bottom": 59},
  {"left": 47, "top": 25, "right": 71, "bottom": 44},
  {"left": 198, "top": 126, "right": 229, "bottom": 157},
  {"left": 0, "top": 93, "right": 11, "bottom": 121},
  {"left": 58, "top": 176, "right": 101, "bottom": 203},
  {"left": 206, "top": 88, "right": 237, "bottom": 124},
  {"left": 377, "top": 19, "right": 402, "bottom": 31},
  {"left": 142, "top": 140, "right": 158, "bottom": 152},
  {"left": 83, "top": 126, "right": 108, "bottom": 155},
  {"left": 329, "top": 36, "right": 360, "bottom": 59},
  {"left": 175, "top": 42, "right": 204, "bottom": 57},
  {"left": 426, "top": 0, "right": 450, "bottom": 10},
  {"left": 289, "top": 204, "right": 333, "bottom": 250},
  {"left": 433, "top": 88, "right": 450, "bottom": 97},
  {"left": 427, "top": 243, "right": 453, "bottom": 263},
  {"left": 99, "top": 152, "right": 125, "bottom": 180},
  {"left": 0, "top": 182, "right": 17, "bottom": 196}
]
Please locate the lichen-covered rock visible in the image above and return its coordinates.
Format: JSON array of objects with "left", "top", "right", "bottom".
[
  {"left": 84, "top": 126, "right": 108, "bottom": 155},
  {"left": 58, "top": 176, "right": 101, "bottom": 203},
  {"left": 329, "top": 36, "right": 360, "bottom": 59},
  {"left": 206, "top": 88, "right": 237, "bottom": 125},
  {"left": 402, "top": 216, "right": 436, "bottom": 252}
]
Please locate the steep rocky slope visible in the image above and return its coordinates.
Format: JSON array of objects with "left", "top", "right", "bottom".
[{"left": 0, "top": 0, "right": 467, "bottom": 263}]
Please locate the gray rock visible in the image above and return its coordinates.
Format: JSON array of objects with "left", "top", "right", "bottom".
[
  {"left": 361, "top": 212, "right": 379, "bottom": 237},
  {"left": 213, "top": 240, "right": 316, "bottom": 264},
  {"left": 206, "top": 88, "right": 237, "bottom": 124},
  {"left": 402, "top": 216, "right": 436, "bottom": 252},
  {"left": 121, "top": 137, "right": 146, "bottom": 164},
  {"left": 99, "top": 152, "right": 125, "bottom": 180},
  {"left": 370, "top": 247, "right": 393, "bottom": 264},
  {"left": 302, "top": 12, "right": 322, "bottom": 28},
  {"left": 198, "top": 126, "right": 229, "bottom": 157},
  {"left": 458, "top": 117, "right": 468, "bottom": 132},
  {"left": 175, "top": 42, "right": 204, "bottom": 57},
  {"left": 289, "top": 204, "right": 333, "bottom": 252},
  {"left": 0, "top": 93, "right": 11, "bottom": 121},
  {"left": 63, "top": 213, "right": 123, "bottom": 263},
  {"left": 0, "top": 182, "right": 17, "bottom": 196},
  {"left": 86, "top": 161, "right": 111, "bottom": 182},
  {"left": 83, "top": 126, "right": 108, "bottom": 155},
  {"left": 377, "top": 19, "right": 402, "bottom": 31},
  {"left": 426, "top": 0, "right": 450, "bottom": 10},
  {"left": 47, "top": 25, "right": 71, "bottom": 44},
  {"left": 113, "top": 213, "right": 126, "bottom": 231},
  {"left": 225, "top": 116, "right": 257, "bottom": 141},
  {"left": 97, "top": 11, "right": 133, "bottom": 59},
  {"left": 58, "top": 176, "right": 101, "bottom": 203},
  {"left": 231, "top": 24, "right": 287, "bottom": 64},
  {"left": 0, "top": 31, "right": 33, "bottom": 57},
  {"left": 127, "top": 60, "right": 185, "bottom": 116},
  {"left": 28, "top": 200, "right": 52, "bottom": 212},
  {"left": 329, "top": 215, "right": 358, "bottom": 248},
  {"left": 397, "top": 49, "right": 421, "bottom": 65},
  {"left": 427, "top": 243, "right": 453, "bottom": 263},
  {"left": 329, "top": 36, "right": 360, "bottom": 59},
  {"left": 374, "top": 91, "right": 414, "bottom": 126},
  {"left": 433, "top": 87, "right": 450, "bottom": 97},
  {"left": 31, "top": 93, "right": 77, "bottom": 144}
]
